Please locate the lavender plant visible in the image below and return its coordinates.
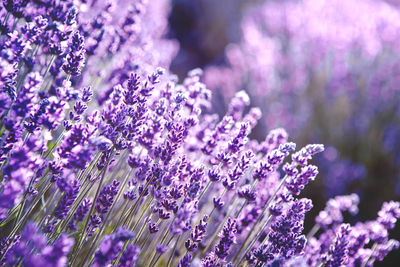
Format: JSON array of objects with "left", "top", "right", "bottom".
[{"left": 0, "top": 0, "right": 399, "bottom": 267}]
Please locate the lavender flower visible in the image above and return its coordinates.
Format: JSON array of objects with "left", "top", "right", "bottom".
[
  {"left": 285, "top": 165, "right": 319, "bottom": 195},
  {"left": 377, "top": 201, "right": 400, "bottom": 230},
  {"left": 214, "top": 218, "right": 237, "bottom": 260},
  {"left": 93, "top": 227, "right": 134, "bottom": 266},
  {"left": 325, "top": 224, "right": 352, "bottom": 267},
  {"left": 268, "top": 199, "right": 313, "bottom": 259},
  {"left": 54, "top": 178, "right": 81, "bottom": 220},
  {"left": 118, "top": 245, "right": 140, "bottom": 267},
  {"left": 95, "top": 180, "right": 120, "bottom": 215},
  {"left": 62, "top": 31, "right": 86, "bottom": 76}
]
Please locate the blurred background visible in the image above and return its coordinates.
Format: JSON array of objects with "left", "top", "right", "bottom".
[{"left": 168, "top": 0, "right": 400, "bottom": 265}]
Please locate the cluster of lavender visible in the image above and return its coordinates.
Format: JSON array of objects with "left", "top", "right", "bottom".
[
  {"left": 0, "top": 1, "right": 399, "bottom": 267},
  {"left": 204, "top": 0, "right": 400, "bottom": 196}
]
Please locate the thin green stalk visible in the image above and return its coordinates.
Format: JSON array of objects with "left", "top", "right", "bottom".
[
  {"left": 52, "top": 179, "right": 90, "bottom": 240},
  {"left": 128, "top": 196, "right": 154, "bottom": 232},
  {"left": 200, "top": 197, "right": 239, "bottom": 257},
  {"left": 120, "top": 178, "right": 152, "bottom": 227},
  {"left": 0, "top": 203, "right": 22, "bottom": 227},
  {"left": 236, "top": 214, "right": 273, "bottom": 266},
  {"left": 0, "top": 176, "right": 53, "bottom": 262},
  {"left": 42, "top": 129, "right": 65, "bottom": 159},
  {"left": 147, "top": 234, "right": 174, "bottom": 267},
  {"left": 2, "top": 12, "right": 10, "bottom": 27},
  {"left": 9, "top": 172, "right": 51, "bottom": 234},
  {"left": 361, "top": 243, "right": 378, "bottom": 267},
  {"left": 83, "top": 168, "right": 134, "bottom": 266},
  {"left": 10, "top": 174, "right": 36, "bottom": 230},
  {"left": 232, "top": 174, "right": 289, "bottom": 264},
  {"left": 166, "top": 235, "right": 181, "bottom": 267},
  {"left": 306, "top": 224, "right": 320, "bottom": 240},
  {"left": 113, "top": 200, "right": 130, "bottom": 230},
  {"left": 70, "top": 150, "right": 114, "bottom": 265}
]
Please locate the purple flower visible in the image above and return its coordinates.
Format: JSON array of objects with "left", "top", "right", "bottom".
[
  {"left": 258, "top": 128, "right": 289, "bottom": 155},
  {"left": 178, "top": 253, "right": 193, "bottom": 267},
  {"left": 292, "top": 144, "right": 325, "bottom": 167},
  {"left": 11, "top": 72, "right": 41, "bottom": 118},
  {"left": 377, "top": 201, "right": 400, "bottom": 230},
  {"left": 95, "top": 180, "right": 120, "bottom": 214},
  {"left": 0, "top": 136, "right": 43, "bottom": 219},
  {"left": 62, "top": 31, "right": 86, "bottom": 76},
  {"left": 227, "top": 122, "right": 250, "bottom": 154},
  {"left": 238, "top": 185, "right": 257, "bottom": 202},
  {"left": 156, "top": 244, "right": 168, "bottom": 254},
  {"left": 214, "top": 217, "right": 237, "bottom": 260},
  {"left": 4, "top": 222, "right": 73, "bottom": 267},
  {"left": 118, "top": 245, "right": 140, "bottom": 267},
  {"left": 316, "top": 194, "right": 360, "bottom": 229},
  {"left": 268, "top": 199, "right": 313, "bottom": 259},
  {"left": 54, "top": 178, "right": 81, "bottom": 220},
  {"left": 185, "top": 215, "right": 208, "bottom": 252},
  {"left": 326, "top": 224, "right": 352, "bottom": 267},
  {"left": 285, "top": 165, "right": 319, "bottom": 195},
  {"left": 213, "top": 197, "right": 225, "bottom": 210},
  {"left": 41, "top": 235, "right": 74, "bottom": 267},
  {"left": 373, "top": 239, "right": 400, "bottom": 262},
  {"left": 93, "top": 227, "right": 134, "bottom": 266},
  {"left": 148, "top": 222, "right": 159, "bottom": 234},
  {"left": 202, "top": 253, "right": 221, "bottom": 267},
  {"left": 69, "top": 198, "right": 92, "bottom": 230},
  {"left": 124, "top": 73, "right": 141, "bottom": 105}
]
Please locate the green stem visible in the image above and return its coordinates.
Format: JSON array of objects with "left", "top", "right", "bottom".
[
  {"left": 361, "top": 243, "right": 378, "bottom": 267},
  {"left": 120, "top": 178, "right": 152, "bottom": 227},
  {"left": 236, "top": 215, "right": 273, "bottom": 266},
  {"left": 70, "top": 150, "right": 114, "bottom": 265},
  {"left": 166, "top": 235, "right": 181, "bottom": 267},
  {"left": 2, "top": 12, "right": 10, "bottom": 28},
  {"left": 200, "top": 197, "right": 239, "bottom": 257},
  {"left": 232, "top": 174, "right": 288, "bottom": 264},
  {"left": 43, "top": 55, "right": 56, "bottom": 79},
  {"left": 306, "top": 224, "right": 320, "bottom": 240},
  {"left": 42, "top": 129, "right": 65, "bottom": 159}
]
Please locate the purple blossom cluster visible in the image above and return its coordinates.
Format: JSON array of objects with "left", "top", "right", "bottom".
[{"left": 0, "top": 0, "right": 398, "bottom": 267}]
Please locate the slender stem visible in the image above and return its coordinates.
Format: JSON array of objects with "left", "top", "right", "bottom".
[
  {"left": 167, "top": 235, "right": 181, "bottom": 267},
  {"left": 2, "top": 12, "right": 10, "bottom": 28},
  {"left": 198, "top": 180, "right": 212, "bottom": 202},
  {"left": 0, "top": 203, "right": 22, "bottom": 227},
  {"left": 129, "top": 196, "right": 153, "bottom": 232},
  {"left": 232, "top": 175, "right": 288, "bottom": 264},
  {"left": 11, "top": 174, "right": 36, "bottom": 230},
  {"left": 197, "top": 162, "right": 224, "bottom": 205},
  {"left": 113, "top": 200, "right": 130, "bottom": 230},
  {"left": 200, "top": 197, "right": 239, "bottom": 257},
  {"left": 306, "top": 224, "right": 320, "bottom": 240},
  {"left": 361, "top": 243, "right": 378, "bottom": 267},
  {"left": 236, "top": 215, "right": 273, "bottom": 266},
  {"left": 234, "top": 199, "right": 247, "bottom": 219},
  {"left": 0, "top": 175, "right": 53, "bottom": 262},
  {"left": 121, "top": 178, "right": 151, "bottom": 227},
  {"left": 43, "top": 55, "right": 56, "bottom": 79},
  {"left": 149, "top": 234, "right": 174, "bottom": 267},
  {"left": 42, "top": 129, "right": 65, "bottom": 159},
  {"left": 70, "top": 150, "right": 114, "bottom": 265},
  {"left": 83, "top": 167, "right": 132, "bottom": 267}
]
